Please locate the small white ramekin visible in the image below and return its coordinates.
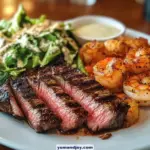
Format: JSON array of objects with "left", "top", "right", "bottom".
[{"left": 65, "top": 15, "right": 126, "bottom": 44}]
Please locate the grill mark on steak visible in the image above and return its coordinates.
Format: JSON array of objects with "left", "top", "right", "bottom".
[
  {"left": 0, "top": 82, "right": 24, "bottom": 118},
  {"left": 70, "top": 77, "right": 96, "bottom": 86},
  {"left": 10, "top": 77, "right": 60, "bottom": 132},
  {"left": 51, "top": 65, "right": 129, "bottom": 132},
  {"left": 0, "top": 86, "right": 11, "bottom": 114},
  {"left": 80, "top": 82, "right": 101, "bottom": 91},
  {"left": 61, "top": 71, "right": 85, "bottom": 80},
  {"left": 27, "top": 70, "right": 87, "bottom": 132}
]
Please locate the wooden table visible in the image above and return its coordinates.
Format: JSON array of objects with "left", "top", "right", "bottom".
[
  {"left": 0, "top": 0, "right": 149, "bottom": 149},
  {"left": 0, "top": 0, "right": 150, "bottom": 34}
]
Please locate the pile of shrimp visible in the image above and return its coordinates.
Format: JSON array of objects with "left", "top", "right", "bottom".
[{"left": 80, "top": 36, "right": 150, "bottom": 126}]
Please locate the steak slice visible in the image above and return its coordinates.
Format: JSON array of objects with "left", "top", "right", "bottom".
[
  {"left": 0, "top": 82, "right": 24, "bottom": 118},
  {"left": 50, "top": 65, "right": 129, "bottom": 132},
  {"left": 27, "top": 69, "right": 88, "bottom": 132},
  {"left": 10, "top": 77, "right": 60, "bottom": 132}
]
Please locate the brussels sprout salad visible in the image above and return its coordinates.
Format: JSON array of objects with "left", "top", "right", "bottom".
[{"left": 0, "top": 5, "right": 87, "bottom": 85}]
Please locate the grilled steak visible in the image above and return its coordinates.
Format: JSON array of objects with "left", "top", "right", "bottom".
[
  {"left": 27, "top": 69, "right": 88, "bottom": 132},
  {"left": 48, "top": 65, "right": 129, "bottom": 132},
  {"left": 0, "top": 82, "right": 24, "bottom": 118},
  {"left": 10, "top": 77, "right": 60, "bottom": 132}
]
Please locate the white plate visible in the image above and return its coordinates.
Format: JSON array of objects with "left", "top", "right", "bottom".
[
  {"left": 0, "top": 108, "right": 150, "bottom": 150},
  {"left": 0, "top": 23, "right": 150, "bottom": 150}
]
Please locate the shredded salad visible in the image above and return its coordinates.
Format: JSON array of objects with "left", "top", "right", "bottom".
[{"left": 0, "top": 4, "right": 87, "bottom": 85}]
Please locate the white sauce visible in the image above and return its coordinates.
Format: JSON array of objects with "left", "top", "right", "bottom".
[{"left": 74, "top": 23, "right": 120, "bottom": 39}]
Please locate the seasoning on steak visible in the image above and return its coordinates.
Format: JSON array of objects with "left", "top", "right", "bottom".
[
  {"left": 0, "top": 82, "right": 24, "bottom": 118},
  {"left": 10, "top": 77, "right": 60, "bottom": 132},
  {"left": 27, "top": 69, "right": 88, "bottom": 132},
  {"left": 49, "top": 65, "right": 129, "bottom": 132}
]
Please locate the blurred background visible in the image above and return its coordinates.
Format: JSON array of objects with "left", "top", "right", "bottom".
[
  {"left": 0, "top": 0, "right": 150, "bottom": 34},
  {"left": 0, "top": 0, "right": 150, "bottom": 149}
]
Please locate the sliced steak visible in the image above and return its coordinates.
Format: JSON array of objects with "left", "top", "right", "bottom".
[
  {"left": 0, "top": 82, "right": 24, "bottom": 118},
  {"left": 27, "top": 69, "right": 88, "bottom": 132},
  {"left": 50, "top": 65, "right": 129, "bottom": 132},
  {"left": 10, "top": 77, "right": 60, "bottom": 132}
]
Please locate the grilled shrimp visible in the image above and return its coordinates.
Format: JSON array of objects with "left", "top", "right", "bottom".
[
  {"left": 93, "top": 57, "right": 126, "bottom": 92},
  {"left": 80, "top": 41, "right": 106, "bottom": 65},
  {"left": 123, "top": 72, "right": 150, "bottom": 106},
  {"left": 124, "top": 47, "right": 150, "bottom": 74},
  {"left": 119, "top": 36, "right": 149, "bottom": 49},
  {"left": 104, "top": 39, "right": 129, "bottom": 57},
  {"left": 116, "top": 93, "right": 139, "bottom": 127}
]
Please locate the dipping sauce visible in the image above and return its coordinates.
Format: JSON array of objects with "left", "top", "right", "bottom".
[{"left": 74, "top": 23, "right": 121, "bottom": 39}]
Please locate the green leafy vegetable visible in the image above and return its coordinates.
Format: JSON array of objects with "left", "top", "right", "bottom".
[
  {"left": 19, "top": 52, "right": 33, "bottom": 68},
  {"left": 62, "top": 47, "right": 76, "bottom": 65},
  {"left": 40, "top": 46, "right": 61, "bottom": 67},
  {"left": 0, "top": 7, "right": 87, "bottom": 85},
  {"left": 5, "top": 56, "right": 17, "bottom": 68},
  {"left": 0, "top": 71, "right": 9, "bottom": 85},
  {"left": 0, "top": 4, "right": 46, "bottom": 37},
  {"left": 9, "top": 4, "right": 26, "bottom": 34},
  {"left": 17, "top": 34, "right": 41, "bottom": 53},
  {"left": 62, "top": 37, "right": 78, "bottom": 65},
  {"left": 3, "top": 48, "right": 17, "bottom": 69},
  {"left": 76, "top": 55, "right": 88, "bottom": 75},
  {"left": 45, "top": 34, "right": 57, "bottom": 41},
  {"left": 25, "top": 15, "right": 46, "bottom": 25},
  {"left": 32, "top": 55, "right": 41, "bottom": 68},
  {"left": 9, "top": 68, "right": 26, "bottom": 77},
  {"left": 0, "top": 20, "right": 11, "bottom": 37},
  {"left": 0, "top": 20, "right": 11, "bottom": 30}
]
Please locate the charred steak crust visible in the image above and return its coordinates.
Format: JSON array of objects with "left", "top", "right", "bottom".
[
  {"left": 27, "top": 69, "right": 88, "bottom": 132},
  {"left": 50, "top": 65, "right": 129, "bottom": 132},
  {"left": 0, "top": 84, "right": 12, "bottom": 114},
  {"left": 0, "top": 82, "right": 24, "bottom": 118},
  {"left": 2, "top": 62, "right": 129, "bottom": 133},
  {"left": 10, "top": 77, "right": 60, "bottom": 132}
]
